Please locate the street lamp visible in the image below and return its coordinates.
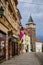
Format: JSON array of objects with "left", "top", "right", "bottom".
[{"left": 0, "top": 6, "right": 4, "bottom": 18}]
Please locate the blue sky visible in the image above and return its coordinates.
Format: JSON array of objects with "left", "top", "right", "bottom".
[{"left": 18, "top": 0, "right": 43, "bottom": 41}]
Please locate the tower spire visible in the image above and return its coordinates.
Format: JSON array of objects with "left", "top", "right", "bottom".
[{"left": 28, "top": 15, "right": 33, "bottom": 22}]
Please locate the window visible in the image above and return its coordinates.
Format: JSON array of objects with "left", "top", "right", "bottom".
[
  {"left": 4, "top": 0, "right": 7, "bottom": 4},
  {"left": 8, "top": 4, "right": 13, "bottom": 13}
]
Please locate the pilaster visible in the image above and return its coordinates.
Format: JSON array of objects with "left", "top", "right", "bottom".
[{"left": 6, "top": 33, "right": 8, "bottom": 60}]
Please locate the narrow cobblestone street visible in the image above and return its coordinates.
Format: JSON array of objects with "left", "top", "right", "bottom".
[{"left": 0, "top": 53, "right": 41, "bottom": 65}]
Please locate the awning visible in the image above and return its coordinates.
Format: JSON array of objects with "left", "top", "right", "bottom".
[{"left": 12, "top": 34, "right": 19, "bottom": 39}]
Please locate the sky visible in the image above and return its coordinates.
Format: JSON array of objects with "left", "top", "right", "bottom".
[{"left": 18, "top": 0, "right": 43, "bottom": 42}]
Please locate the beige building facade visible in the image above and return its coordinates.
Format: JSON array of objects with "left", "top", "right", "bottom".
[{"left": 0, "top": 0, "right": 21, "bottom": 61}]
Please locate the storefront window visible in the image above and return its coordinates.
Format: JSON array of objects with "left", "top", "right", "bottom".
[
  {"left": 0, "top": 31, "right": 6, "bottom": 59},
  {"left": 0, "top": 33, "right": 6, "bottom": 39},
  {"left": 0, "top": 41, "right": 5, "bottom": 57}
]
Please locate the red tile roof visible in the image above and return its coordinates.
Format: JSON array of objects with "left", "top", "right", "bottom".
[{"left": 35, "top": 39, "right": 42, "bottom": 43}]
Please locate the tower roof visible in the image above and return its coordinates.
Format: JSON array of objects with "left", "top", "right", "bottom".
[
  {"left": 26, "top": 15, "right": 36, "bottom": 25},
  {"left": 28, "top": 15, "right": 33, "bottom": 22}
]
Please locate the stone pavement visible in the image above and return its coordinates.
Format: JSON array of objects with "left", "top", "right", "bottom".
[
  {"left": 35, "top": 53, "right": 43, "bottom": 65},
  {"left": 0, "top": 52, "right": 41, "bottom": 65}
]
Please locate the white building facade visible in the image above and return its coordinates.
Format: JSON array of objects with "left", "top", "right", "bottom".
[{"left": 35, "top": 40, "right": 42, "bottom": 52}]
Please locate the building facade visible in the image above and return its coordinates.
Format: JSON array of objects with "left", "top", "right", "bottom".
[
  {"left": 20, "top": 29, "right": 31, "bottom": 53},
  {"left": 0, "top": 0, "right": 21, "bottom": 61},
  {"left": 35, "top": 39, "right": 42, "bottom": 52},
  {"left": 26, "top": 15, "right": 36, "bottom": 52}
]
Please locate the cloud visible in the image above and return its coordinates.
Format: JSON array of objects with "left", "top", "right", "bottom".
[
  {"left": 18, "top": 0, "right": 32, "bottom": 2},
  {"left": 32, "top": 13, "right": 43, "bottom": 18},
  {"left": 33, "top": 0, "right": 43, "bottom": 3},
  {"left": 18, "top": 0, "right": 43, "bottom": 38},
  {"left": 18, "top": 2, "right": 43, "bottom": 20},
  {"left": 18, "top": 0, "right": 43, "bottom": 14}
]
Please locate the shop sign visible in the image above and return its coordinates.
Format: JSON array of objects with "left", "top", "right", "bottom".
[{"left": 18, "top": 40, "right": 21, "bottom": 44}]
